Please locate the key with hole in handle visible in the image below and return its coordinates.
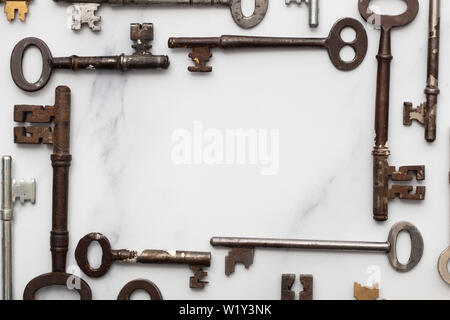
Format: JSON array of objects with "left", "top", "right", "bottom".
[
  {"left": 54, "top": 0, "right": 268, "bottom": 31},
  {"left": 359, "top": 0, "right": 425, "bottom": 222},
  {"left": 10, "top": 23, "right": 169, "bottom": 92},
  {"left": 211, "top": 222, "right": 424, "bottom": 275},
  {"left": 168, "top": 18, "right": 367, "bottom": 72},
  {"left": 75, "top": 233, "right": 212, "bottom": 289},
  {"left": 403, "top": 0, "right": 440, "bottom": 142},
  {"left": 1, "top": 0, "right": 32, "bottom": 21}
]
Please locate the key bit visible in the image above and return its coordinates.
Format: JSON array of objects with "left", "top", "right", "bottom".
[
  {"left": 130, "top": 23, "right": 154, "bottom": 55},
  {"left": 14, "top": 105, "right": 56, "bottom": 145},
  {"left": 224, "top": 248, "right": 254, "bottom": 276},
  {"left": 71, "top": 3, "right": 101, "bottom": 31},
  {"left": 285, "top": 0, "right": 319, "bottom": 28},
  {"left": 387, "top": 166, "right": 425, "bottom": 201},
  {"left": 353, "top": 283, "right": 380, "bottom": 301},
  {"left": 189, "top": 266, "right": 209, "bottom": 289},
  {"left": 11, "top": 179, "right": 36, "bottom": 205},
  {"left": 281, "top": 274, "right": 313, "bottom": 300},
  {"left": 2, "top": 0, "right": 32, "bottom": 22}
]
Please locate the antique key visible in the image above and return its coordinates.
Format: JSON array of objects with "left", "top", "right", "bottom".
[
  {"left": 117, "top": 279, "right": 163, "bottom": 300},
  {"left": 10, "top": 23, "right": 169, "bottom": 92},
  {"left": 168, "top": 17, "right": 367, "bottom": 72},
  {"left": 54, "top": 0, "right": 268, "bottom": 31},
  {"left": 281, "top": 274, "right": 313, "bottom": 300},
  {"left": 403, "top": 0, "right": 440, "bottom": 142},
  {"left": 1, "top": 0, "right": 32, "bottom": 21},
  {"left": 1, "top": 156, "right": 36, "bottom": 300},
  {"left": 359, "top": 0, "right": 425, "bottom": 221},
  {"left": 75, "top": 233, "right": 211, "bottom": 289},
  {"left": 285, "top": 0, "right": 319, "bottom": 28},
  {"left": 17, "top": 86, "right": 92, "bottom": 300},
  {"left": 211, "top": 222, "right": 424, "bottom": 275},
  {"left": 438, "top": 131, "right": 450, "bottom": 285}
]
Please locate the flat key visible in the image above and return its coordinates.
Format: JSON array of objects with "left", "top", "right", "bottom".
[
  {"left": 168, "top": 18, "right": 368, "bottom": 72},
  {"left": 1, "top": 0, "right": 32, "bottom": 21},
  {"left": 10, "top": 23, "right": 169, "bottom": 92},
  {"left": 54, "top": 0, "right": 268, "bottom": 31},
  {"left": 403, "top": 0, "right": 440, "bottom": 142},
  {"left": 359, "top": 0, "right": 424, "bottom": 222},
  {"left": 75, "top": 233, "right": 211, "bottom": 289},
  {"left": 285, "top": 0, "right": 319, "bottom": 28},
  {"left": 211, "top": 222, "right": 424, "bottom": 275},
  {"left": 1, "top": 156, "right": 36, "bottom": 300}
]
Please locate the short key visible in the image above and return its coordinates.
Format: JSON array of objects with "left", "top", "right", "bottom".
[
  {"left": 1, "top": 0, "right": 32, "bottom": 21},
  {"left": 211, "top": 222, "right": 424, "bottom": 275},
  {"left": 359, "top": 0, "right": 425, "bottom": 222},
  {"left": 168, "top": 17, "right": 368, "bottom": 72},
  {"left": 75, "top": 233, "right": 211, "bottom": 289}
]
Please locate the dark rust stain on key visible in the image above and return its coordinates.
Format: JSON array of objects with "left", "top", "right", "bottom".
[
  {"left": 17, "top": 86, "right": 92, "bottom": 300},
  {"left": 359, "top": 0, "right": 424, "bottom": 221},
  {"left": 117, "top": 279, "right": 163, "bottom": 300}
]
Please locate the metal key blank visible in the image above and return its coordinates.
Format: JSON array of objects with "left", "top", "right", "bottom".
[
  {"left": 168, "top": 18, "right": 367, "bottom": 72},
  {"left": 1, "top": 0, "right": 32, "bottom": 21},
  {"left": 10, "top": 23, "right": 169, "bottom": 92},
  {"left": 211, "top": 222, "right": 424, "bottom": 275},
  {"left": 1, "top": 156, "right": 36, "bottom": 300},
  {"left": 75, "top": 233, "right": 211, "bottom": 289},
  {"left": 403, "top": 0, "right": 441, "bottom": 142},
  {"left": 285, "top": 0, "right": 319, "bottom": 28},
  {"left": 54, "top": 0, "right": 269, "bottom": 31},
  {"left": 359, "top": 0, "right": 424, "bottom": 221}
]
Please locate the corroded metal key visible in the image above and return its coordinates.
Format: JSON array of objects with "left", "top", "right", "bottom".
[
  {"left": 17, "top": 86, "right": 92, "bottom": 300},
  {"left": 1, "top": 0, "right": 32, "bottom": 21},
  {"left": 211, "top": 222, "right": 424, "bottom": 275},
  {"left": 54, "top": 0, "right": 268, "bottom": 31},
  {"left": 438, "top": 130, "right": 450, "bottom": 285},
  {"left": 285, "top": 0, "right": 319, "bottom": 28},
  {"left": 359, "top": 0, "right": 425, "bottom": 221},
  {"left": 75, "top": 233, "right": 211, "bottom": 289},
  {"left": 1, "top": 156, "right": 36, "bottom": 300},
  {"left": 10, "top": 23, "right": 169, "bottom": 92},
  {"left": 168, "top": 18, "right": 368, "bottom": 72},
  {"left": 403, "top": 0, "right": 441, "bottom": 142}
]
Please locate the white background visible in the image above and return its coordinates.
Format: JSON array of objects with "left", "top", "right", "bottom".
[{"left": 0, "top": 0, "right": 449, "bottom": 300}]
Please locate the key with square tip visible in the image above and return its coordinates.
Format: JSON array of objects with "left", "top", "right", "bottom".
[
  {"left": 211, "top": 222, "right": 424, "bottom": 275},
  {"left": 53, "top": 0, "right": 268, "bottom": 31},
  {"left": 1, "top": 0, "right": 32, "bottom": 21},
  {"left": 285, "top": 0, "right": 319, "bottom": 28},
  {"left": 358, "top": 0, "right": 425, "bottom": 222},
  {"left": 1, "top": 156, "right": 36, "bottom": 300},
  {"left": 403, "top": 0, "right": 440, "bottom": 143},
  {"left": 168, "top": 18, "right": 367, "bottom": 72},
  {"left": 10, "top": 23, "right": 169, "bottom": 92},
  {"left": 75, "top": 233, "right": 212, "bottom": 289}
]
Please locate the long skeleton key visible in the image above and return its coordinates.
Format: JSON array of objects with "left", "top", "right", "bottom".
[
  {"left": 75, "top": 233, "right": 211, "bottom": 289},
  {"left": 211, "top": 222, "right": 424, "bottom": 275},
  {"left": 1, "top": 0, "right": 32, "bottom": 21},
  {"left": 1, "top": 156, "right": 36, "bottom": 300},
  {"left": 10, "top": 23, "right": 169, "bottom": 92},
  {"left": 438, "top": 130, "right": 450, "bottom": 285},
  {"left": 403, "top": 0, "right": 440, "bottom": 142},
  {"left": 168, "top": 18, "right": 368, "bottom": 72},
  {"left": 359, "top": 0, "right": 425, "bottom": 221},
  {"left": 54, "top": 0, "right": 268, "bottom": 31},
  {"left": 16, "top": 86, "right": 92, "bottom": 300},
  {"left": 285, "top": 0, "right": 319, "bottom": 28}
]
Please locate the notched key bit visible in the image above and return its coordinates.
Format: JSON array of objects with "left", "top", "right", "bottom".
[
  {"left": 11, "top": 179, "right": 36, "bottom": 205},
  {"left": 71, "top": 3, "right": 101, "bottom": 31},
  {"left": 2, "top": 0, "right": 32, "bottom": 22},
  {"left": 224, "top": 248, "right": 254, "bottom": 276},
  {"left": 387, "top": 166, "right": 425, "bottom": 201},
  {"left": 353, "top": 282, "right": 380, "bottom": 301},
  {"left": 14, "top": 105, "right": 56, "bottom": 145},
  {"left": 189, "top": 266, "right": 208, "bottom": 289},
  {"left": 285, "top": 0, "right": 319, "bottom": 28},
  {"left": 281, "top": 274, "right": 313, "bottom": 300}
]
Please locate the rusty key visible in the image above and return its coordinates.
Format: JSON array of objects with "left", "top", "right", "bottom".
[
  {"left": 168, "top": 17, "right": 368, "bottom": 72},
  {"left": 16, "top": 86, "right": 92, "bottom": 300},
  {"left": 403, "top": 0, "right": 440, "bottom": 142},
  {"left": 359, "top": 0, "right": 424, "bottom": 221},
  {"left": 10, "top": 23, "right": 169, "bottom": 92},
  {"left": 75, "top": 233, "right": 211, "bottom": 289}
]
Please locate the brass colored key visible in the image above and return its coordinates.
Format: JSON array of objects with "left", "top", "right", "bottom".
[{"left": 1, "top": 0, "right": 32, "bottom": 21}]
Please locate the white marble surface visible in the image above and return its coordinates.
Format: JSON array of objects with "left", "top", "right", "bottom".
[{"left": 0, "top": 0, "right": 449, "bottom": 300}]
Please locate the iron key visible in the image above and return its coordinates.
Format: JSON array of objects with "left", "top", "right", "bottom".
[{"left": 168, "top": 18, "right": 368, "bottom": 72}]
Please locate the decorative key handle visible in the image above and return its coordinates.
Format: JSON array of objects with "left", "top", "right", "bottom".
[
  {"left": 285, "top": 0, "right": 319, "bottom": 28},
  {"left": 17, "top": 86, "right": 92, "bottom": 300},
  {"left": 54, "top": 0, "right": 268, "bottom": 31},
  {"left": 358, "top": 0, "right": 424, "bottom": 221},
  {"left": 403, "top": 0, "right": 440, "bottom": 142},
  {"left": 1, "top": 156, "right": 36, "bottom": 300},
  {"left": 1, "top": 0, "right": 32, "bottom": 21},
  {"left": 211, "top": 222, "right": 424, "bottom": 275},
  {"left": 168, "top": 18, "right": 368, "bottom": 72},
  {"left": 75, "top": 233, "right": 211, "bottom": 289},
  {"left": 10, "top": 23, "right": 169, "bottom": 92},
  {"left": 117, "top": 279, "right": 163, "bottom": 300},
  {"left": 281, "top": 274, "right": 313, "bottom": 300}
]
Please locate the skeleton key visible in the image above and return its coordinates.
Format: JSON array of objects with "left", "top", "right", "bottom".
[
  {"left": 1, "top": 0, "right": 32, "bottom": 21},
  {"left": 75, "top": 233, "right": 211, "bottom": 289},
  {"left": 54, "top": 0, "right": 268, "bottom": 31},
  {"left": 403, "top": 0, "right": 440, "bottom": 142},
  {"left": 1, "top": 156, "right": 36, "bottom": 300},
  {"left": 211, "top": 222, "right": 423, "bottom": 275},
  {"left": 168, "top": 17, "right": 368, "bottom": 72},
  {"left": 438, "top": 131, "right": 450, "bottom": 285},
  {"left": 281, "top": 274, "right": 313, "bottom": 300},
  {"left": 359, "top": 0, "right": 424, "bottom": 221},
  {"left": 285, "top": 0, "right": 319, "bottom": 28},
  {"left": 16, "top": 86, "right": 92, "bottom": 300},
  {"left": 10, "top": 23, "right": 169, "bottom": 92},
  {"left": 117, "top": 279, "right": 163, "bottom": 300}
]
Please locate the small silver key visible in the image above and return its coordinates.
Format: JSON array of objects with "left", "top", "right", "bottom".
[
  {"left": 1, "top": 156, "right": 36, "bottom": 300},
  {"left": 285, "top": 0, "right": 319, "bottom": 28}
]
